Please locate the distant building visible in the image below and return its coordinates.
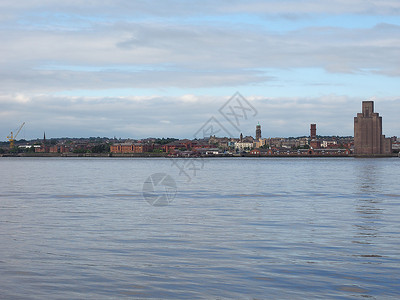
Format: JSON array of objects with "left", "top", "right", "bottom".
[
  {"left": 253, "top": 138, "right": 268, "bottom": 149},
  {"left": 354, "top": 101, "right": 392, "bottom": 156},
  {"left": 49, "top": 145, "right": 68, "bottom": 153},
  {"left": 310, "top": 140, "right": 321, "bottom": 149},
  {"left": 195, "top": 148, "right": 222, "bottom": 155},
  {"left": 321, "top": 140, "right": 337, "bottom": 148},
  {"left": 309, "top": 124, "right": 320, "bottom": 149},
  {"left": 256, "top": 122, "right": 261, "bottom": 139},
  {"left": 35, "top": 132, "right": 49, "bottom": 153},
  {"left": 163, "top": 139, "right": 192, "bottom": 153},
  {"left": 310, "top": 124, "right": 316, "bottom": 139},
  {"left": 249, "top": 147, "right": 350, "bottom": 156},
  {"left": 269, "top": 138, "right": 283, "bottom": 148},
  {"left": 250, "top": 148, "right": 269, "bottom": 156},
  {"left": 208, "top": 136, "right": 231, "bottom": 150},
  {"left": 110, "top": 142, "right": 152, "bottom": 154},
  {"left": 235, "top": 141, "right": 254, "bottom": 152},
  {"left": 392, "top": 141, "right": 400, "bottom": 152}
]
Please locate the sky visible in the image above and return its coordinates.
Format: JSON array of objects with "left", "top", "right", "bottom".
[{"left": 1, "top": 0, "right": 399, "bottom": 140}]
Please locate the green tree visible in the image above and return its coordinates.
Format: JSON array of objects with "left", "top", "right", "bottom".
[
  {"left": 91, "top": 144, "right": 110, "bottom": 153},
  {"left": 73, "top": 148, "right": 87, "bottom": 154}
]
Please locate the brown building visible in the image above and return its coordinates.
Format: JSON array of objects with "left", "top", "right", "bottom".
[
  {"left": 354, "top": 101, "right": 392, "bottom": 156},
  {"left": 163, "top": 139, "right": 193, "bottom": 153},
  {"left": 310, "top": 140, "right": 321, "bottom": 149},
  {"left": 35, "top": 145, "right": 49, "bottom": 153},
  {"left": 110, "top": 142, "right": 152, "bottom": 154},
  {"left": 49, "top": 145, "right": 68, "bottom": 153},
  {"left": 309, "top": 123, "right": 320, "bottom": 149},
  {"left": 49, "top": 145, "right": 58, "bottom": 153},
  {"left": 256, "top": 122, "right": 261, "bottom": 140},
  {"left": 35, "top": 132, "right": 49, "bottom": 153},
  {"left": 310, "top": 124, "right": 316, "bottom": 139}
]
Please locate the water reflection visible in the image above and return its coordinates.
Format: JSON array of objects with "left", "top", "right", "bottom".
[
  {"left": 353, "top": 159, "right": 383, "bottom": 246},
  {"left": 356, "top": 159, "right": 383, "bottom": 194}
]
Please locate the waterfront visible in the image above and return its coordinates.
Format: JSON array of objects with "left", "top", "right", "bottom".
[{"left": 1, "top": 157, "right": 400, "bottom": 299}]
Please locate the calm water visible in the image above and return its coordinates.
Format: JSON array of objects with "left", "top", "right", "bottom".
[{"left": 1, "top": 157, "right": 399, "bottom": 299}]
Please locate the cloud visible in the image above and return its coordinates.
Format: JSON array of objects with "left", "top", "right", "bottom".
[
  {"left": 223, "top": 0, "right": 400, "bottom": 16},
  {"left": 1, "top": 0, "right": 400, "bottom": 18},
  {"left": 0, "top": 67, "right": 271, "bottom": 93},
  {"left": 1, "top": 93, "right": 398, "bottom": 141},
  {"left": 1, "top": 20, "right": 399, "bottom": 94},
  {"left": 1, "top": 1, "right": 399, "bottom": 140}
]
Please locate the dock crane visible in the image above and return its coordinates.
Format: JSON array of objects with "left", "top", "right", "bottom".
[{"left": 7, "top": 122, "right": 25, "bottom": 149}]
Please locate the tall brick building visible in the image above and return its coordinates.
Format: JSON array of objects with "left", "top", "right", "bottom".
[
  {"left": 309, "top": 124, "right": 321, "bottom": 149},
  {"left": 310, "top": 124, "right": 316, "bottom": 139},
  {"left": 354, "top": 101, "right": 392, "bottom": 156},
  {"left": 255, "top": 122, "right": 261, "bottom": 140}
]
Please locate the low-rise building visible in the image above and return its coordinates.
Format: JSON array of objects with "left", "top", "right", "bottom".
[
  {"left": 310, "top": 140, "right": 321, "bottom": 149},
  {"left": 110, "top": 142, "right": 152, "bottom": 153},
  {"left": 234, "top": 141, "right": 254, "bottom": 152},
  {"left": 321, "top": 140, "right": 337, "bottom": 148},
  {"left": 195, "top": 148, "right": 222, "bottom": 155},
  {"left": 49, "top": 145, "right": 69, "bottom": 153},
  {"left": 253, "top": 138, "right": 269, "bottom": 149},
  {"left": 163, "top": 139, "right": 193, "bottom": 153},
  {"left": 35, "top": 145, "right": 50, "bottom": 153}
]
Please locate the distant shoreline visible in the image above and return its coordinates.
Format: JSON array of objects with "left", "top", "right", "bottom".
[{"left": 1, "top": 153, "right": 397, "bottom": 158}]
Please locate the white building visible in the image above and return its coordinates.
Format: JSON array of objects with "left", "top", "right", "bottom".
[
  {"left": 321, "top": 140, "right": 337, "bottom": 148},
  {"left": 234, "top": 142, "right": 254, "bottom": 152}
]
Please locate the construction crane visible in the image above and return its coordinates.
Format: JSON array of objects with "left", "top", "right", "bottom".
[{"left": 7, "top": 122, "right": 25, "bottom": 149}]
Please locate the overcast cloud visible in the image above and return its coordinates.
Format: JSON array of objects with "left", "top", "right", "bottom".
[{"left": 1, "top": 1, "right": 399, "bottom": 140}]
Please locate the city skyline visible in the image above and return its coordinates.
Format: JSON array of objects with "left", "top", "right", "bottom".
[
  {"left": 2, "top": 97, "right": 396, "bottom": 142},
  {"left": 1, "top": 1, "right": 400, "bottom": 140}
]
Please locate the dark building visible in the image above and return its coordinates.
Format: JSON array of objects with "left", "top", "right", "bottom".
[
  {"left": 256, "top": 122, "right": 261, "bottom": 139},
  {"left": 35, "top": 131, "right": 50, "bottom": 153},
  {"left": 310, "top": 124, "right": 316, "bottom": 139},
  {"left": 354, "top": 101, "right": 392, "bottom": 156},
  {"left": 309, "top": 124, "right": 320, "bottom": 149},
  {"left": 310, "top": 140, "right": 321, "bottom": 149}
]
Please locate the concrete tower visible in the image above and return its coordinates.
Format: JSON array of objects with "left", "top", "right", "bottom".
[{"left": 354, "top": 101, "right": 392, "bottom": 156}]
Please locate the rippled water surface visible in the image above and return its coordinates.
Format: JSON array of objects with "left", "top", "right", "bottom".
[{"left": 1, "top": 157, "right": 400, "bottom": 299}]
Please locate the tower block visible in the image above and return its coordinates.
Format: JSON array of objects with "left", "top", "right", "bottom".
[{"left": 354, "top": 101, "right": 391, "bottom": 156}]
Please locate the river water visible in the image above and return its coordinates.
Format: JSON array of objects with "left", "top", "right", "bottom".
[{"left": 0, "top": 157, "right": 399, "bottom": 299}]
